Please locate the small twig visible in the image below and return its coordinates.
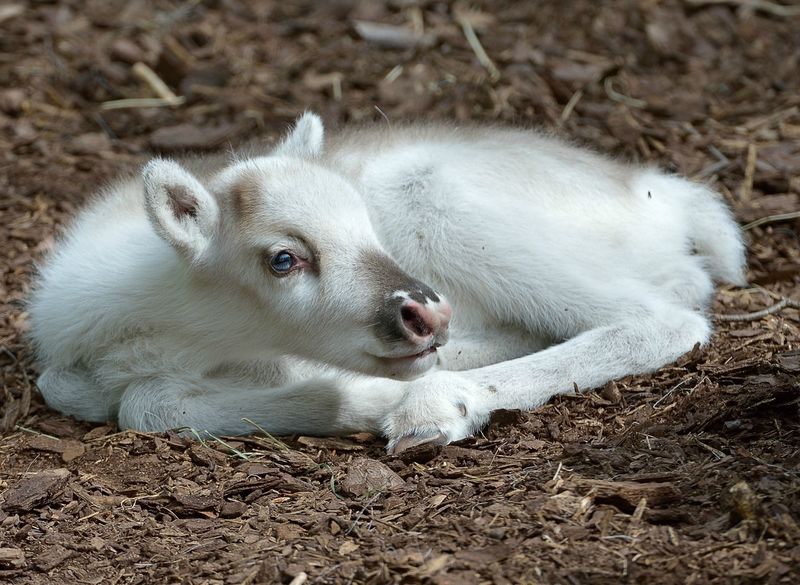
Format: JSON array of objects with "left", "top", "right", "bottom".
[
  {"left": 409, "top": 5, "right": 424, "bottom": 35},
  {"left": 560, "top": 89, "right": 583, "bottom": 124},
  {"left": 384, "top": 65, "right": 403, "bottom": 83},
  {"left": 552, "top": 461, "right": 563, "bottom": 482},
  {"left": 458, "top": 18, "right": 500, "bottom": 82},
  {"left": 78, "top": 509, "right": 104, "bottom": 522},
  {"left": 739, "top": 143, "right": 757, "bottom": 201},
  {"left": 695, "top": 145, "right": 730, "bottom": 180},
  {"left": 714, "top": 297, "right": 800, "bottom": 322},
  {"left": 725, "top": 284, "right": 784, "bottom": 302},
  {"left": 368, "top": 515, "right": 422, "bottom": 535},
  {"left": 600, "top": 534, "right": 639, "bottom": 542},
  {"left": 694, "top": 437, "right": 727, "bottom": 460},
  {"left": 163, "top": 36, "right": 195, "bottom": 68},
  {"left": 708, "top": 144, "right": 728, "bottom": 163},
  {"left": 0, "top": 345, "right": 18, "bottom": 364},
  {"left": 100, "top": 97, "right": 186, "bottom": 110},
  {"left": 631, "top": 497, "right": 648, "bottom": 522},
  {"left": 684, "top": 0, "right": 800, "bottom": 18},
  {"left": 741, "top": 210, "right": 800, "bottom": 231},
  {"left": 92, "top": 112, "right": 118, "bottom": 140},
  {"left": 604, "top": 77, "right": 647, "bottom": 109},
  {"left": 119, "top": 493, "right": 165, "bottom": 509},
  {"left": 743, "top": 105, "right": 799, "bottom": 132},
  {"left": 653, "top": 379, "right": 688, "bottom": 408},
  {"left": 288, "top": 573, "right": 308, "bottom": 585}
]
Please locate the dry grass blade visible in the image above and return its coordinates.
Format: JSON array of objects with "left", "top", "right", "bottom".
[
  {"left": 604, "top": 77, "right": 647, "bottom": 108},
  {"left": 132, "top": 62, "right": 182, "bottom": 104},
  {"left": 739, "top": 143, "right": 757, "bottom": 202},
  {"left": 560, "top": 89, "right": 584, "bottom": 124},
  {"left": 457, "top": 18, "right": 500, "bottom": 82},
  {"left": 100, "top": 62, "right": 185, "bottom": 110},
  {"left": 241, "top": 417, "right": 291, "bottom": 451},
  {"left": 685, "top": 0, "right": 800, "bottom": 17},
  {"left": 14, "top": 425, "right": 60, "bottom": 440}
]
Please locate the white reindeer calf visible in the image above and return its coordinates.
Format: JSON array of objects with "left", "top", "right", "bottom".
[{"left": 29, "top": 113, "right": 745, "bottom": 451}]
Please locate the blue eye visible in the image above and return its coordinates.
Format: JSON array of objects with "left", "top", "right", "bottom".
[{"left": 269, "top": 251, "right": 295, "bottom": 274}]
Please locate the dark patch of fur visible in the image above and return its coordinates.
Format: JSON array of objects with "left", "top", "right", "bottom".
[
  {"left": 166, "top": 185, "right": 198, "bottom": 219},
  {"left": 361, "top": 250, "right": 441, "bottom": 344}
]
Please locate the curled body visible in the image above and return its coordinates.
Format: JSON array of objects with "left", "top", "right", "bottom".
[{"left": 29, "top": 113, "right": 746, "bottom": 450}]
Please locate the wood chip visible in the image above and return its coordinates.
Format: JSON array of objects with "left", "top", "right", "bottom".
[
  {"left": 353, "top": 21, "right": 436, "bottom": 49},
  {"left": 27, "top": 435, "right": 86, "bottom": 462},
  {"left": 296, "top": 436, "right": 364, "bottom": 451},
  {"left": 66, "top": 132, "right": 112, "bottom": 155},
  {"left": 220, "top": 500, "right": 247, "bottom": 518},
  {"left": 569, "top": 477, "right": 681, "bottom": 507},
  {"left": 0, "top": 4, "right": 23, "bottom": 25},
  {"left": 0, "top": 547, "right": 25, "bottom": 568},
  {"left": 149, "top": 121, "right": 247, "bottom": 151},
  {"left": 1, "top": 468, "right": 71, "bottom": 512},
  {"left": 337, "top": 540, "right": 360, "bottom": 555},
  {"left": 340, "top": 458, "right": 405, "bottom": 497},
  {"left": 34, "top": 544, "right": 73, "bottom": 572}
]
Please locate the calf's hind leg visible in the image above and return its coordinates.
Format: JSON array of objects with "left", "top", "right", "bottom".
[{"left": 383, "top": 302, "right": 711, "bottom": 451}]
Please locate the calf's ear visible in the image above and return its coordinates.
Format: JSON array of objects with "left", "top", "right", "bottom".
[
  {"left": 274, "top": 112, "right": 324, "bottom": 158},
  {"left": 142, "top": 159, "right": 220, "bottom": 264}
]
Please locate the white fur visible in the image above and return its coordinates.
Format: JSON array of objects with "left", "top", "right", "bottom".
[
  {"left": 273, "top": 111, "right": 325, "bottom": 158},
  {"left": 29, "top": 114, "right": 746, "bottom": 449}
]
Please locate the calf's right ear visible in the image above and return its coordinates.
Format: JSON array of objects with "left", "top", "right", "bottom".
[
  {"left": 142, "top": 159, "right": 220, "bottom": 264},
  {"left": 274, "top": 112, "right": 324, "bottom": 158}
]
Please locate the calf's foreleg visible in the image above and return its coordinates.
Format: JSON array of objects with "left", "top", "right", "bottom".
[{"left": 382, "top": 304, "right": 710, "bottom": 451}]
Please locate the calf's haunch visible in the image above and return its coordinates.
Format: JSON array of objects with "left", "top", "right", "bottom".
[{"left": 29, "top": 114, "right": 745, "bottom": 451}]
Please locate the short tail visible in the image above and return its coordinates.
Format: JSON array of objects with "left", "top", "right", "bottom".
[{"left": 684, "top": 182, "right": 747, "bottom": 286}]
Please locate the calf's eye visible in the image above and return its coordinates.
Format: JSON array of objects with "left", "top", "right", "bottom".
[{"left": 269, "top": 250, "right": 295, "bottom": 274}]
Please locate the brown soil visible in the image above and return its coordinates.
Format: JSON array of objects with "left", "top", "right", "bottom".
[{"left": 1, "top": 1, "right": 799, "bottom": 583}]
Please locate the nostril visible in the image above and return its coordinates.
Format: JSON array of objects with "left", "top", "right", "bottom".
[{"left": 401, "top": 305, "right": 432, "bottom": 338}]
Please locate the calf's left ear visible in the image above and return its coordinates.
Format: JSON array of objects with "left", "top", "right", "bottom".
[
  {"left": 142, "top": 159, "right": 220, "bottom": 264},
  {"left": 274, "top": 112, "right": 324, "bottom": 158}
]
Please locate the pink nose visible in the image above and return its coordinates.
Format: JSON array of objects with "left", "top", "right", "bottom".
[{"left": 399, "top": 299, "right": 451, "bottom": 342}]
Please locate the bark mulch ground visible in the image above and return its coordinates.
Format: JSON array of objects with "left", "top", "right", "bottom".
[{"left": 1, "top": 1, "right": 799, "bottom": 583}]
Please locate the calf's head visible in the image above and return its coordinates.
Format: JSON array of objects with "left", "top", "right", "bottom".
[{"left": 142, "top": 113, "right": 450, "bottom": 379}]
